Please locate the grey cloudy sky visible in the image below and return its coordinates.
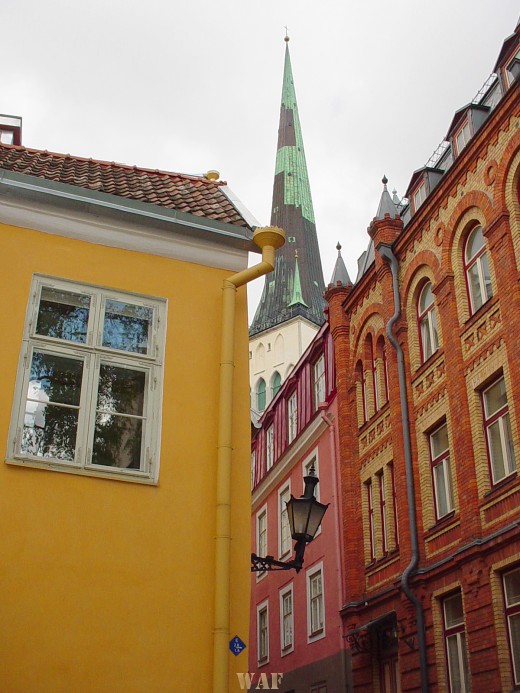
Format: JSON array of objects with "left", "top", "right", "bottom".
[{"left": 3, "top": 1, "right": 519, "bottom": 317}]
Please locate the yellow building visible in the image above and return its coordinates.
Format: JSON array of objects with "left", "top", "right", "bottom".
[{"left": 0, "top": 118, "right": 281, "bottom": 692}]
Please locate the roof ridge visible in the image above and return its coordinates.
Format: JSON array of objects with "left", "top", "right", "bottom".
[{"left": 0, "top": 141, "right": 227, "bottom": 185}]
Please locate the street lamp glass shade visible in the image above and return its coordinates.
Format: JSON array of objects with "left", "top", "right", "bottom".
[{"left": 286, "top": 495, "right": 328, "bottom": 542}]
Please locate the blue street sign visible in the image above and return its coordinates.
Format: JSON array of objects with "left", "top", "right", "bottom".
[{"left": 229, "top": 635, "right": 246, "bottom": 656}]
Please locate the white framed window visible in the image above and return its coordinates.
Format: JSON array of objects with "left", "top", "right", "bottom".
[
  {"left": 418, "top": 281, "right": 439, "bottom": 363},
  {"left": 307, "top": 562, "right": 325, "bottom": 641},
  {"left": 287, "top": 391, "right": 298, "bottom": 444},
  {"left": 303, "top": 453, "right": 321, "bottom": 537},
  {"left": 366, "top": 478, "right": 375, "bottom": 561},
  {"left": 280, "top": 585, "right": 294, "bottom": 654},
  {"left": 413, "top": 181, "right": 427, "bottom": 211},
  {"left": 313, "top": 354, "right": 326, "bottom": 408},
  {"left": 443, "top": 592, "right": 470, "bottom": 693},
  {"left": 257, "top": 506, "right": 268, "bottom": 560},
  {"left": 266, "top": 424, "right": 274, "bottom": 470},
  {"left": 278, "top": 484, "right": 291, "bottom": 558},
  {"left": 429, "top": 422, "right": 455, "bottom": 520},
  {"left": 482, "top": 376, "right": 516, "bottom": 484},
  {"left": 503, "top": 567, "right": 520, "bottom": 685},
  {"left": 257, "top": 600, "right": 269, "bottom": 664},
  {"left": 455, "top": 119, "right": 472, "bottom": 155},
  {"left": 8, "top": 275, "right": 165, "bottom": 483},
  {"left": 464, "top": 225, "right": 492, "bottom": 315},
  {"left": 251, "top": 449, "right": 256, "bottom": 490},
  {"left": 378, "top": 470, "right": 388, "bottom": 554}
]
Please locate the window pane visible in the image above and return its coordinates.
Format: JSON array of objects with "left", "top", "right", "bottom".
[
  {"left": 465, "top": 226, "right": 484, "bottom": 262},
  {"left": 420, "top": 316, "right": 432, "bottom": 360},
  {"left": 96, "top": 365, "right": 145, "bottom": 416},
  {"left": 505, "top": 570, "right": 520, "bottom": 606},
  {"left": 431, "top": 424, "right": 449, "bottom": 458},
  {"left": 434, "top": 462, "right": 450, "bottom": 517},
  {"left": 510, "top": 613, "right": 520, "bottom": 683},
  {"left": 444, "top": 593, "right": 464, "bottom": 628},
  {"left": 468, "top": 262, "right": 483, "bottom": 311},
  {"left": 92, "top": 413, "right": 143, "bottom": 469},
  {"left": 447, "top": 635, "right": 464, "bottom": 691},
  {"left": 102, "top": 300, "right": 153, "bottom": 354},
  {"left": 481, "top": 252, "right": 493, "bottom": 302},
  {"left": 488, "top": 419, "right": 507, "bottom": 481},
  {"left": 22, "top": 352, "right": 83, "bottom": 460},
  {"left": 484, "top": 378, "right": 506, "bottom": 417},
  {"left": 36, "top": 287, "right": 90, "bottom": 343},
  {"left": 419, "top": 283, "right": 434, "bottom": 312}
]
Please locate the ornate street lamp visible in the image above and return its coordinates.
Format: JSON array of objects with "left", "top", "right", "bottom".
[{"left": 251, "top": 467, "right": 328, "bottom": 573}]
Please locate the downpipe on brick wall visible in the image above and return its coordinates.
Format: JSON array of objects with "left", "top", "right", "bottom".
[
  {"left": 213, "top": 226, "right": 285, "bottom": 693},
  {"left": 378, "top": 243, "right": 428, "bottom": 693}
]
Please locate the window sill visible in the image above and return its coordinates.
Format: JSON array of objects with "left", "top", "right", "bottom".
[
  {"left": 358, "top": 401, "right": 391, "bottom": 433},
  {"left": 424, "top": 510, "right": 458, "bottom": 538},
  {"left": 412, "top": 347, "right": 445, "bottom": 381},
  {"left": 5, "top": 457, "right": 158, "bottom": 485},
  {"left": 483, "top": 471, "right": 518, "bottom": 501},
  {"left": 257, "top": 657, "right": 269, "bottom": 668},
  {"left": 460, "top": 294, "right": 499, "bottom": 334},
  {"left": 365, "top": 547, "right": 400, "bottom": 572}
]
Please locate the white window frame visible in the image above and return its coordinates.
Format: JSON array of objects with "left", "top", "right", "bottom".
[
  {"left": 256, "top": 505, "right": 268, "bottom": 581},
  {"left": 280, "top": 584, "right": 294, "bottom": 655},
  {"left": 313, "top": 354, "right": 326, "bottom": 408},
  {"left": 257, "top": 600, "right": 269, "bottom": 665},
  {"left": 443, "top": 592, "right": 470, "bottom": 693},
  {"left": 455, "top": 119, "right": 471, "bottom": 155},
  {"left": 429, "top": 422, "right": 455, "bottom": 520},
  {"left": 413, "top": 181, "right": 427, "bottom": 211},
  {"left": 287, "top": 391, "right": 298, "bottom": 444},
  {"left": 378, "top": 470, "right": 388, "bottom": 554},
  {"left": 503, "top": 567, "right": 520, "bottom": 685},
  {"left": 7, "top": 275, "right": 165, "bottom": 483},
  {"left": 266, "top": 424, "right": 274, "bottom": 470},
  {"left": 464, "top": 225, "right": 492, "bottom": 315},
  {"left": 307, "top": 562, "right": 325, "bottom": 642},
  {"left": 278, "top": 483, "right": 292, "bottom": 558},
  {"left": 418, "top": 281, "right": 439, "bottom": 363},
  {"left": 482, "top": 376, "right": 516, "bottom": 485},
  {"left": 303, "top": 452, "right": 321, "bottom": 536}
]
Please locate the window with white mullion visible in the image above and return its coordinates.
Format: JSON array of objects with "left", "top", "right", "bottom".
[
  {"left": 483, "top": 377, "right": 516, "bottom": 484},
  {"left": 418, "top": 282, "right": 439, "bottom": 363},
  {"left": 430, "top": 422, "right": 454, "bottom": 520},
  {"left": 367, "top": 479, "right": 375, "bottom": 561},
  {"left": 280, "top": 587, "right": 294, "bottom": 652},
  {"left": 9, "top": 275, "right": 164, "bottom": 481},
  {"left": 287, "top": 392, "right": 297, "bottom": 444},
  {"left": 307, "top": 566, "right": 325, "bottom": 638},
  {"left": 378, "top": 471, "right": 388, "bottom": 554},
  {"left": 279, "top": 485, "right": 291, "bottom": 558},
  {"left": 465, "top": 226, "right": 492, "bottom": 315},
  {"left": 443, "top": 592, "right": 470, "bottom": 693},
  {"left": 503, "top": 568, "right": 520, "bottom": 685}
]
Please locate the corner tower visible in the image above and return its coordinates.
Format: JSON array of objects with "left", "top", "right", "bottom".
[{"left": 249, "top": 36, "right": 326, "bottom": 413}]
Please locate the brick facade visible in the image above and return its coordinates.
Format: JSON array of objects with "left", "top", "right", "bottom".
[{"left": 326, "top": 25, "right": 520, "bottom": 692}]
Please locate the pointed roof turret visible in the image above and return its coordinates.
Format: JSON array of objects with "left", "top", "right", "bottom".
[
  {"left": 249, "top": 35, "right": 325, "bottom": 336},
  {"left": 329, "top": 243, "right": 351, "bottom": 287},
  {"left": 375, "top": 175, "right": 399, "bottom": 220}
]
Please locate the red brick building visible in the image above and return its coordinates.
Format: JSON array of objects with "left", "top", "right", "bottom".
[{"left": 326, "top": 21, "right": 520, "bottom": 693}]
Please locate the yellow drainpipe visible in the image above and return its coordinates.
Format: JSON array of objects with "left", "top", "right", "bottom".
[{"left": 213, "top": 226, "right": 285, "bottom": 693}]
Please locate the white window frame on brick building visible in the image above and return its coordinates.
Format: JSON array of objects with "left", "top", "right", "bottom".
[
  {"left": 503, "top": 566, "right": 520, "bottom": 686},
  {"left": 257, "top": 600, "right": 269, "bottom": 665},
  {"left": 464, "top": 225, "right": 493, "bottom": 315},
  {"left": 442, "top": 591, "right": 470, "bottom": 693},
  {"left": 256, "top": 505, "right": 268, "bottom": 580},
  {"left": 287, "top": 391, "right": 298, "bottom": 444},
  {"left": 429, "top": 422, "right": 455, "bottom": 520},
  {"left": 313, "top": 354, "right": 326, "bottom": 408},
  {"left": 266, "top": 424, "right": 275, "bottom": 471},
  {"left": 418, "top": 281, "right": 439, "bottom": 363},
  {"left": 278, "top": 483, "right": 291, "bottom": 558},
  {"left": 7, "top": 275, "right": 165, "bottom": 484},
  {"left": 482, "top": 375, "right": 516, "bottom": 485}
]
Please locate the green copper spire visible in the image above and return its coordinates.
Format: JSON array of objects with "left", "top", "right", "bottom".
[
  {"left": 288, "top": 252, "right": 308, "bottom": 307},
  {"left": 249, "top": 36, "right": 325, "bottom": 336},
  {"left": 275, "top": 43, "right": 315, "bottom": 224}
]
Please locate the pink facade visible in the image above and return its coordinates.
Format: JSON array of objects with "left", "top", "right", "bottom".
[{"left": 250, "top": 325, "right": 350, "bottom": 691}]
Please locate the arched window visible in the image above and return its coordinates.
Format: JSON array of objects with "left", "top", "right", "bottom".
[
  {"left": 418, "top": 282, "right": 439, "bottom": 362},
  {"left": 368, "top": 335, "right": 379, "bottom": 413},
  {"left": 356, "top": 360, "right": 367, "bottom": 425},
  {"left": 256, "top": 343, "right": 265, "bottom": 372},
  {"left": 256, "top": 378, "right": 266, "bottom": 412},
  {"left": 464, "top": 225, "right": 492, "bottom": 315},
  {"left": 377, "top": 336, "right": 389, "bottom": 405},
  {"left": 271, "top": 371, "right": 282, "bottom": 398}
]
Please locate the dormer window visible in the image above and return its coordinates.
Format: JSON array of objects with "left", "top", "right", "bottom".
[
  {"left": 454, "top": 120, "right": 472, "bottom": 155},
  {"left": 413, "top": 181, "right": 427, "bottom": 212},
  {"left": 0, "top": 114, "right": 22, "bottom": 146},
  {"left": 505, "top": 49, "right": 520, "bottom": 88},
  {"left": 0, "top": 130, "right": 14, "bottom": 144}
]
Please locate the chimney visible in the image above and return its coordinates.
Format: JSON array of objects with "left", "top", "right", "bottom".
[{"left": 0, "top": 114, "right": 22, "bottom": 146}]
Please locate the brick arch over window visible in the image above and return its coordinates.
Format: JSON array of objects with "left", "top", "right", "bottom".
[
  {"left": 496, "top": 127, "right": 520, "bottom": 210},
  {"left": 355, "top": 359, "right": 367, "bottom": 426},
  {"left": 353, "top": 315, "right": 385, "bottom": 423},
  {"left": 375, "top": 334, "right": 389, "bottom": 406},
  {"left": 352, "top": 304, "right": 385, "bottom": 356},
  {"left": 443, "top": 192, "right": 495, "bottom": 274},
  {"left": 447, "top": 204, "right": 496, "bottom": 325}
]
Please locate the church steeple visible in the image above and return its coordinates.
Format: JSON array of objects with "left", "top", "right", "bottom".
[{"left": 249, "top": 36, "right": 325, "bottom": 336}]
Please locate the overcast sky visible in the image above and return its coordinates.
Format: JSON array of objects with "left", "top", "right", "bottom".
[{"left": 3, "top": 1, "right": 518, "bottom": 318}]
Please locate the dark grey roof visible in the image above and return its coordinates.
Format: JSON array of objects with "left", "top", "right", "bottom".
[{"left": 329, "top": 243, "right": 351, "bottom": 287}]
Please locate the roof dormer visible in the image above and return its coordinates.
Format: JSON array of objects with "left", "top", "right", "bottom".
[
  {"left": 446, "top": 103, "right": 490, "bottom": 158},
  {"left": 0, "top": 114, "right": 22, "bottom": 146},
  {"left": 405, "top": 167, "right": 444, "bottom": 215},
  {"left": 494, "top": 22, "right": 520, "bottom": 92}
]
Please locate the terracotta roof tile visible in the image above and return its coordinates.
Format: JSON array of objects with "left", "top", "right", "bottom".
[{"left": 0, "top": 143, "right": 250, "bottom": 228}]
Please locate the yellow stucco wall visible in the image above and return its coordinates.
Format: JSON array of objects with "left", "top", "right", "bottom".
[{"left": 0, "top": 222, "right": 251, "bottom": 692}]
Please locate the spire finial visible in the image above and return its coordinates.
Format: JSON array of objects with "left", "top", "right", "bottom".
[
  {"left": 336, "top": 242, "right": 342, "bottom": 254},
  {"left": 294, "top": 248, "right": 298, "bottom": 259},
  {"left": 284, "top": 26, "right": 290, "bottom": 42},
  {"left": 382, "top": 174, "right": 388, "bottom": 187}
]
